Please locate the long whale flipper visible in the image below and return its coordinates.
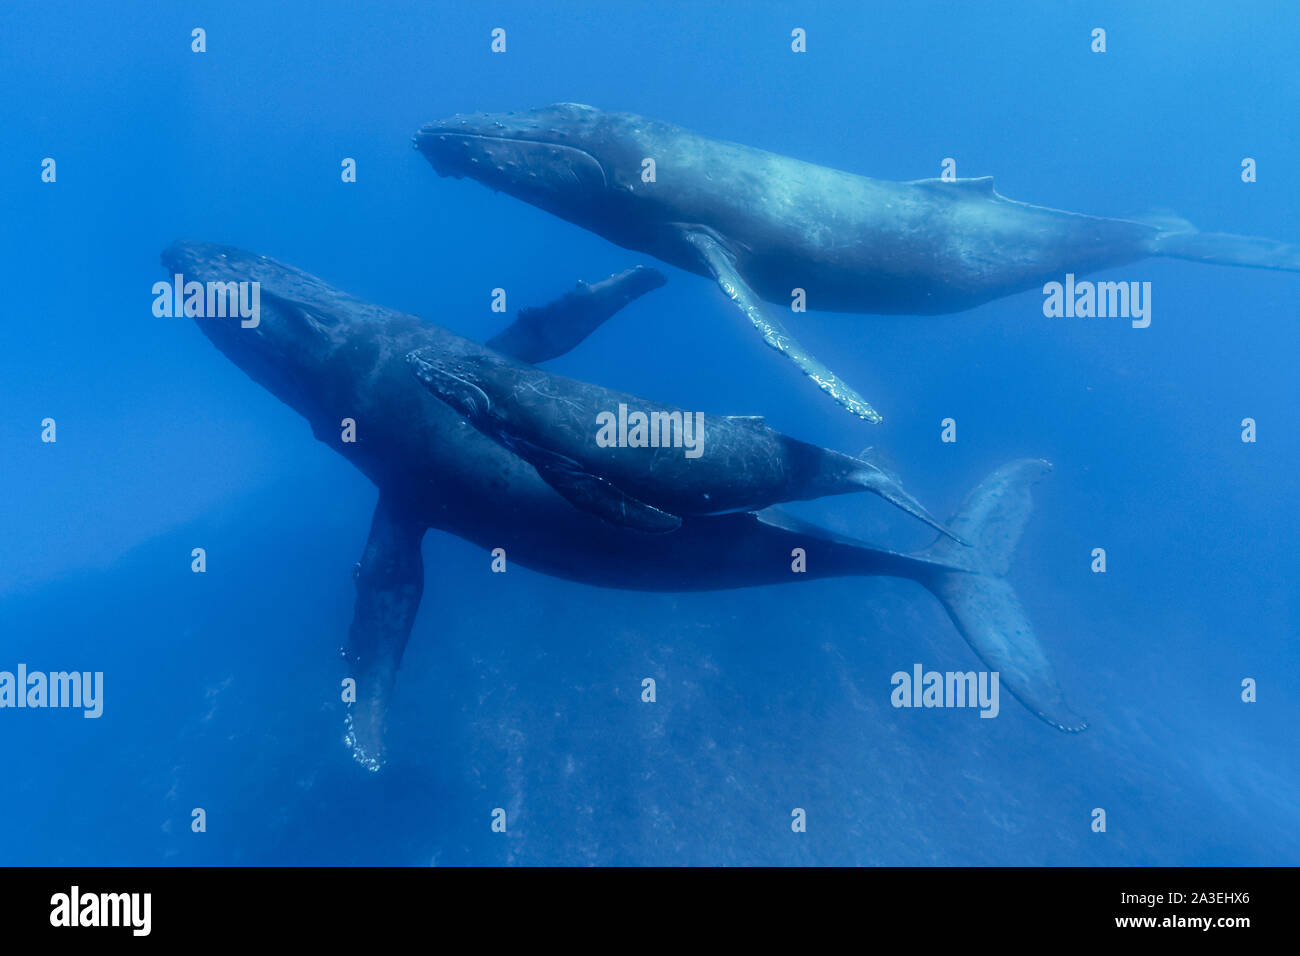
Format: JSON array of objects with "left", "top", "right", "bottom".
[
  {"left": 680, "top": 228, "right": 884, "bottom": 424},
  {"left": 486, "top": 266, "right": 667, "bottom": 364},
  {"left": 519, "top": 442, "right": 683, "bottom": 533},
  {"left": 342, "top": 495, "right": 427, "bottom": 771}
]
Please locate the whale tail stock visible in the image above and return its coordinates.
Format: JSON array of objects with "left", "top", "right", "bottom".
[
  {"left": 847, "top": 461, "right": 970, "bottom": 547},
  {"left": 911, "top": 458, "right": 1087, "bottom": 733},
  {"left": 1147, "top": 216, "right": 1300, "bottom": 273}
]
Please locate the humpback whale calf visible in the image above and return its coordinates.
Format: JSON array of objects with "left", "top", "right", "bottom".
[
  {"left": 164, "top": 240, "right": 1086, "bottom": 770},
  {"left": 406, "top": 345, "right": 962, "bottom": 541},
  {"left": 415, "top": 103, "right": 1300, "bottom": 422}
]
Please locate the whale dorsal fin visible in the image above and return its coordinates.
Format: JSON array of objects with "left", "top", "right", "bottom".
[{"left": 908, "top": 175, "right": 995, "bottom": 195}]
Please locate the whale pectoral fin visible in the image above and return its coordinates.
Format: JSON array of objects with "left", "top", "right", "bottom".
[
  {"left": 342, "top": 495, "right": 427, "bottom": 771},
  {"left": 486, "top": 265, "right": 668, "bottom": 364},
  {"left": 680, "top": 228, "right": 883, "bottom": 424},
  {"left": 529, "top": 454, "right": 682, "bottom": 533}
]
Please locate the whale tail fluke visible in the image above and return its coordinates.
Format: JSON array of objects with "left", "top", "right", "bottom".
[
  {"left": 1149, "top": 223, "right": 1300, "bottom": 274},
  {"left": 919, "top": 458, "right": 1049, "bottom": 576},
  {"left": 912, "top": 459, "right": 1088, "bottom": 733}
]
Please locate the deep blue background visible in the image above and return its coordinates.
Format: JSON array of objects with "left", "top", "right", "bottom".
[{"left": 1, "top": 0, "right": 1296, "bottom": 864}]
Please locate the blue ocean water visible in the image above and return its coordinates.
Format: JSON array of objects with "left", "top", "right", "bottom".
[{"left": 1, "top": 0, "right": 1296, "bottom": 865}]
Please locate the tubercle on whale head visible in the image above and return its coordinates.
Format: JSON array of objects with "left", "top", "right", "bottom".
[
  {"left": 161, "top": 240, "right": 361, "bottom": 426},
  {"left": 413, "top": 104, "right": 651, "bottom": 226},
  {"left": 413, "top": 103, "right": 603, "bottom": 155}
]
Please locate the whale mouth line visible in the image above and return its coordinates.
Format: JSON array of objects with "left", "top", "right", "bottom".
[{"left": 417, "top": 130, "right": 608, "bottom": 189}]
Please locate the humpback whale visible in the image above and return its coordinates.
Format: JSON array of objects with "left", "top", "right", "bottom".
[
  {"left": 415, "top": 103, "right": 1300, "bottom": 423},
  {"left": 163, "top": 240, "right": 1087, "bottom": 770},
  {"left": 405, "top": 345, "right": 962, "bottom": 540}
]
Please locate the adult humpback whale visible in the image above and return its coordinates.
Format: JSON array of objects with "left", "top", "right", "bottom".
[
  {"left": 415, "top": 103, "right": 1300, "bottom": 422},
  {"left": 405, "top": 345, "right": 961, "bottom": 540},
  {"left": 163, "top": 240, "right": 1087, "bottom": 770}
]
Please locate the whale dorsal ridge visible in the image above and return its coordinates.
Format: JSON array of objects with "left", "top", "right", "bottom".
[{"left": 908, "top": 175, "right": 995, "bottom": 195}]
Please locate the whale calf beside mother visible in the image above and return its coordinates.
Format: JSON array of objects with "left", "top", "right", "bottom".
[{"left": 165, "top": 241, "right": 1086, "bottom": 768}]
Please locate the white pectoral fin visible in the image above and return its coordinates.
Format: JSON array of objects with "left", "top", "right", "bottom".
[{"left": 680, "top": 228, "right": 883, "bottom": 424}]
